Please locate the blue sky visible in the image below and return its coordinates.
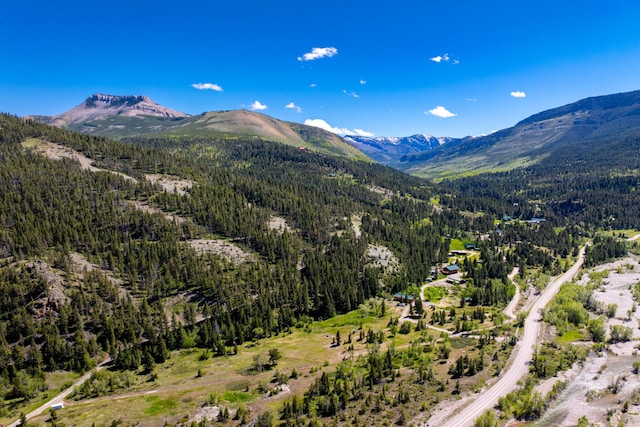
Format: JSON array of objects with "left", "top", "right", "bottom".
[{"left": 2, "top": 1, "right": 640, "bottom": 138}]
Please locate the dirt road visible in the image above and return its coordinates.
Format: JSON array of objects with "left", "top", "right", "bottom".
[
  {"left": 7, "top": 359, "right": 111, "bottom": 427},
  {"left": 503, "top": 267, "right": 520, "bottom": 320}
]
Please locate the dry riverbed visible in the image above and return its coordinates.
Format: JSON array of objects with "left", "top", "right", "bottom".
[{"left": 533, "top": 256, "right": 640, "bottom": 427}]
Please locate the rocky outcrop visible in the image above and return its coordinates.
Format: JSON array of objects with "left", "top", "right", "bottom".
[{"left": 41, "top": 93, "right": 190, "bottom": 127}]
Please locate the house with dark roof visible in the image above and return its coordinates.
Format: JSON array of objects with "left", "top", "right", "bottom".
[
  {"left": 393, "top": 292, "right": 415, "bottom": 303},
  {"left": 442, "top": 264, "right": 460, "bottom": 275}
]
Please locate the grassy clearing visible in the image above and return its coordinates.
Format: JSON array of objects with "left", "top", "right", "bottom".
[
  {"left": 0, "top": 371, "right": 79, "bottom": 426},
  {"left": 449, "top": 238, "right": 465, "bottom": 251},
  {"left": 24, "top": 299, "right": 506, "bottom": 426},
  {"left": 144, "top": 395, "right": 179, "bottom": 416},
  {"left": 556, "top": 328, "right": 584, "bottom": 344},
  {"left": 34, "top": 302, "right": 396, "bottom": 426},
  {"left": 423, "top": 286, "right": 447, "bottom": 302},
  {"left": 22, "top": 137, "right": 45, "bottom": 148}
]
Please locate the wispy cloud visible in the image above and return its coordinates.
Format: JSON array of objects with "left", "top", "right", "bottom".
[
  {"left": 310, "top": 83, "right": 318, "bottom": 88},
  {"left": 466, "top": 98, "right": 478, "bottom": 102},
  {"left": 305, "top": 119, "right": 351, "bottom": 135},
  {"left": 426, "top": 106, "right": 457, "bottom": 118},
  {"left": 360, "top": 79, "right": 367, "bottom": 85},
  {"left": 251, "top": 100, "right": 268, "bottom": 111},
  {"left": 285, "top": 102, "right": 302, "bottom": 113},
  {"left": 298, "top": 47, "right": 338, "bottom": 61},
  {"left": 343, "top": 90, "right": 359, "bottom": 98},
  {"left": 353, "top": 128, "right": 374, "bottom": 137},
  {"left": 510, "top": 91, "right": 526, "bottom": 98},
  {"left": 192, "top": 82, "right": 223, "bottom": 91},
  {"left": 304, "top": 118, "right": 372, "bottom": 137}
]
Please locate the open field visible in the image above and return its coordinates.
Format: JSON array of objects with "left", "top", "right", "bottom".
[
  {"left": 17, "top": 303, "right": 397, "bottom": 426},
  {"left": 10, "top": 295, "right": 512, "bottom": 426}
]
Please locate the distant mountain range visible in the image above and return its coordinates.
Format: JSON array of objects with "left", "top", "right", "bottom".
[
  {"left": 399, "top": 89, "right": 640, "bottom": 178},
  {"left": 29, "top": 90, "right": 640, "bottom": 179},
  {"left": 31, "top": 94, "right": 368, "bottom": 161},
  {"left": 343, "top": 134, "right": 456, "bottom": 166}
]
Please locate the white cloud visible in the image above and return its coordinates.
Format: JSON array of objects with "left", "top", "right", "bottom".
[
  {"left": 430, "top": 53, "right": 450, "bottom": 63},
  {"left": 304, "top": 119, "right": 373, "bottom": 137},
  {"left": 510, "top": 91, "right": 526, "bottom": 98},
  {"left": 285, "top": 102, "right": 302, "bottom": 113},
  {"left": 192, "top": 82, "right": 223, "bottom": 92},
  {"left": 343, "top": 90, "right": 359, "bottom": 98},
  {"left": 310, "top": 83, "right": 318, "bottom": 88},
  {"left": 353, "top": 128, "right": 375, "bottom": 137},
  {"left": 426, "top": 106, "right": 457, "bottom": 118},
  {"left": 251, "top": 100, "right": 268, "bottom": 111},
  {"left": 297, "top": 47, "right": 338, "bottom": 61},
  {"left": 360, "top": 79, "right": 367, "bottom": 85},
  {"left": 430, "top": 53, "right": 459, "bottom": 64},
  {"left": 466, "top": 98, "right": 478, "bottom": 102},
  {"left": 304, "top": 119, "right": 352, "bottom": 135}
]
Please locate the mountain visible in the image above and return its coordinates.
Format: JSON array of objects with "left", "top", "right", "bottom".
[
  {"left": 32, "top": 94, "right": 368, "bottom": 161},
  {"left": 400, "top": 89, "right": 640, "bottom": 178},
  {"left": 0, "top": 110, "right": 627, "bottom": 426},
  {"left": 343, "top": 134, "right": 456, "bottom": 166},
  {"left": 33, "top": 94, "right": 191, "bottom": 127}
]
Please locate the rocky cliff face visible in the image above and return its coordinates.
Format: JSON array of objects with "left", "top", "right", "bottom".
[{"left": 40, "top": 93, "right": 190, "bottom": 127}]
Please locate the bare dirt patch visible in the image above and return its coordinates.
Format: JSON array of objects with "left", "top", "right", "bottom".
[
  {"left": 367, "top": 244, "right": 399, "bottom": 272},
  {"left": 189, "top": 406, "right": 221, "bottom": 424},
  {"left": 145, "top": 174, "right": 195, "bottom": 196},
  {"left": 68, "top": 252, "right": 133, "bottom": 302},
  {"left": 367, "top": 185, "right": 395, "bottom": 199},
  {"left": 127, "top": 200, "right": 187, "bottom": 224},
  {"left": 187, "top": 239, "right": 255, "bottom": 264},
  {"left": 69, "top": 252, "right": 123, "bottom": 286},
  {"left": 25, "top": 259, "right": 69, "bottom": 307},
  {"left": 27, "top": 140, "right": 138, "bottom": 183},
  {"left": 351, "top": 214, "right": 362, "bottom": 238},
  {"left": 267, "top": 216, "right": 292, "bottom": 234}
]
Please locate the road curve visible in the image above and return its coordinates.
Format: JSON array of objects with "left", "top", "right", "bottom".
[
  {"left": 443, "top": 246, "right": 587, "bottom": 427},
  {"left": 7, "top": 358, "right": 111, "bottom": 427}
]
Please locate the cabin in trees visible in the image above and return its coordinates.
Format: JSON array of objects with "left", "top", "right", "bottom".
[
  {"left": 393, "top": 293, "right": 415, "bottom": 303},
  {"left": 442, "top": 264, "right": 460, "bottom": 275}
]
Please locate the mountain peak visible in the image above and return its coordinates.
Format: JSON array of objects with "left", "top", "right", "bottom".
[
  {"left": 85, "top": 93, "right": 153, "bottom": 107},
  {"left": 40, "top": 93, "right": 190, "bottom": 127},
  {"left": 401, "top": 88, "right": 640, "bottom": 178},
  {"left": 343, "top": 133, "right": 456, "bottom": 166}
]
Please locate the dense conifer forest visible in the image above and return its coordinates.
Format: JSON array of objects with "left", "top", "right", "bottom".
[{"left": 2, "top": 113, "right": 630, "bottom": 426}]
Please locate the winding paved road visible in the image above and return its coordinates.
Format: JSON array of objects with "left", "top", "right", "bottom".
[{"left": 443, "top": 246, "right": 587, "bottom": 427}]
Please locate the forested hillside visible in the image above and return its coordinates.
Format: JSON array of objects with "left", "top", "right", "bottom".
[
  {"left": 438, "top": 134, "right": 640, "bottom": 231},
  {"left": 0, "top": 115, "right": 455, "bottom": 400},
  {"left": 401, "top": 89, "right": 640, "bottom": 178},
  {"left": 0, "top": 114, "right": 593, "bottom": 426}
]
